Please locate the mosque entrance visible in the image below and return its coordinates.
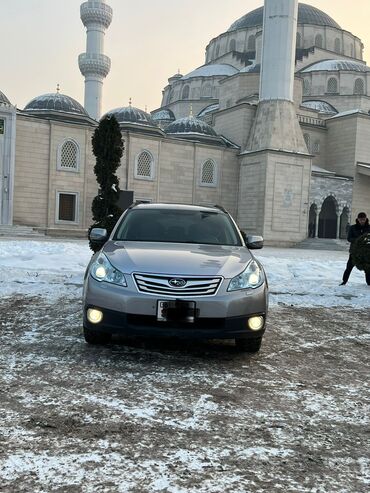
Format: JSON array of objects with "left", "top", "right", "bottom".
[{"left": 318, "top": 196, "right": 338, "bottom": 239}]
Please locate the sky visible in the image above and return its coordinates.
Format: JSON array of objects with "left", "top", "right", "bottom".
[{"left": 1, "top": 0, "right": 369, "bottom": 115}]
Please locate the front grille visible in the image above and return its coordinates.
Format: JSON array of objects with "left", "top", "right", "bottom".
[{"left": 133, "top": 273, "right": 222, "bottom": 297}]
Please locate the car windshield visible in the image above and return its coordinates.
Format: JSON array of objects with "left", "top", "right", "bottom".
[{"left": 114, "top": 209, "right": 242, "bottom": 246}]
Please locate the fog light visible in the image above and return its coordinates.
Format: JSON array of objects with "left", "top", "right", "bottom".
[
  {"left": 87, "top": 308, "right": 103, "bottom": 324},
  {"left": 248, "top": 316, "right": 264, "bottom": 331}
]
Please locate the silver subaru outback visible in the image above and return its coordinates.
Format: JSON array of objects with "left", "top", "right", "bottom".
[{"left": 83, "top": 203, "right": 268, "bottom": 352}]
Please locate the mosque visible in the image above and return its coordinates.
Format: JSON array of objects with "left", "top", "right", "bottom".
[{"left": 0, "top": 0, "right": 369, "bottom": 244}]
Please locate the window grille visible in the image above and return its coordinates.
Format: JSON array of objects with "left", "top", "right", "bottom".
[
  {"left": 327, "top": 77, "right": 338, "bottom": 94},
  {"left": 182, "top": 85, "right": 190, "bottom": 100},
  {"left": 303, "top": 78, "right": 311, "bottom": 96},
  {"left": 247, "top": 35, "right": 256, "bottom": 51},
  {"left": 58, "top": 193, "right": 77, "bottom": 222},
  {"left": 315, "top": 34, "right": 323, "bottom": 48},
  {"left": 60, "top": 140, "right": 78, "bottom": 170},
  {"left": 304, "top": 134, "right": 311, "bottom": 153},
  {"left": 136, "top": 151, "right": 153, "bottom": 179},
  {"left": 229, "top": 39, "right": 236, "bottom": 52},
  {"left": 312, "top": 141, "right": 320, "bottom": 154},
  {"left": 201, "top": 160, "right": 216, "bottom": 186},
  {"left": 354, "top": 78, "right": 365, "bottom": 95},
  {"left": 334, "top": 38, "right": 341, "bottom": 53}
]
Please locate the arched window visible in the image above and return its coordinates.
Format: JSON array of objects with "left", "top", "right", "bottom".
[
  {"left": 181, "top": 85, "right": 190, "bottom": 100},
  {"left": 200, "top": 159, "right": 217, "bottom": 186},
  {"left": 327, "top": 77, "right": 338, "bottom": 94},
  {"left": 354, "top": 78, "right": 365, "bottom": 95},
  {"left": 58, "top": 139, "right": 79, "bottom": 171},
  {"left": 247, "top": 35, "right": 256, "bottom": 51},
  {"left": 296, "top": 32, "right": 302, "bottom": 48},
  {"left": 303, "top": 78, "right": 311, "bottom": 96},
  {"left": 303, "top": 133, "right": 311, "bottom": 152},
  {"left": 201, "top": 83, "right": 213, "bottom": 98},
  {"left": 315, "top": 34, "right": 323, "bottom": 48},
  {"left": 334, "top": 38, "right": 341, "bottom": 54},
  {"left": 229, "top": 39, "right": 236, "bottom": 52},
  {"left": 135, "top": 151, "right": 154, "bottom": 180},
  {"left": 312, "top": 140, "right": 320, "bottom": 154}
]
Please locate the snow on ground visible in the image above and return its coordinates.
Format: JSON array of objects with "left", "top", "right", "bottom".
[{"left": 0, "top": 239, "right": 368, "bottom": 307}]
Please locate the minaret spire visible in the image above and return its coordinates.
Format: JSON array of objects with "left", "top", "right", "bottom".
[{"left": 78, "top": 0, "right": 113, "bottom": 120}]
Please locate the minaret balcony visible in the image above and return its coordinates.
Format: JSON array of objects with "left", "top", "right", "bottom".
[
  {"left": 79, "top": 53, "right": 111, "bottom": 78},
  {"left": 80, "top": 1, "right": 113, "bottom": 29}
]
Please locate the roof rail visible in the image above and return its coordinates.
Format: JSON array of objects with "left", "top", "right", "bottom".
[
  {"left": 128, "top": 200, "right": 149, "bottom": 209},
  {"left": 213, "top": 204, "right": 228, "bottom": 213}
]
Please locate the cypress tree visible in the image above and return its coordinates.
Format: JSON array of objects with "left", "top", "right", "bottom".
[
  {"left": 89, "top": 115, "right": 124, "bottom": 252},
  {"left": 352, "top": 233, "right": 370, "bottom": 273}
]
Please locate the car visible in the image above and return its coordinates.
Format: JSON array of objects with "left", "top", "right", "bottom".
[{"left": 83, "top": 202, "right": 268, "bottom": 352}]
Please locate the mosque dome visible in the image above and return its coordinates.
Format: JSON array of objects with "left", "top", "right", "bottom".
[
  {"left": 103, "top": 105, "right": 163, "bottom": 135},
  {"left": 228, "top": 3, "right": 341, "bottom": 32},
  {"left": 302, "top": 60, "right": 370, "bottom": 73},
  {"left": 165, "top": 116, "right": 218, "bottom": 137},
  {"left": 104, "top": 106, "right": 157, "bottom": 127},
  {"left": 301, "top": 100, "right": 338, "bottom": 114},
  {"left": 0, "top": 90, "right": 10, "bottom": 105},
  {"left": 240, "top": 63, "right": 261, "bottom": 74},
  {"left": 151, "top": 108, "right": 176, "bottom": 123},
  {"left": 24, "top": 93, "right": 88, "bottom": 116},
  {"left": 182, "top": 64, "right": 238, "bottom": 80}
]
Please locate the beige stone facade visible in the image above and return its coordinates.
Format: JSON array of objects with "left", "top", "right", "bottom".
[{"left": 1, "top": 2, "right": 369, "bottom": 245}]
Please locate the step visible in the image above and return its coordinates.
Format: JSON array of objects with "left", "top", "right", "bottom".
[{"left": 0, "top": 225, "right": 45, "bottom": 237}]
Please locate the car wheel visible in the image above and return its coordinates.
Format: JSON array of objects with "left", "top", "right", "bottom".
[
  {"left": 83, "top": 326, "right": 111, "bottom": 345},
  {"left": 235, "top": 337, "right": 262, "bottom": 353}
]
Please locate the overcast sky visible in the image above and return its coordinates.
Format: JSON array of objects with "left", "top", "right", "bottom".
[{"left": 1, "top": 0, "right": 369, "bottom": 115}]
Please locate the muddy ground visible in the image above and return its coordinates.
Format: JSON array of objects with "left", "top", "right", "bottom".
[{"left": 0, "top": 296, "right": 369, "bottom": 492}]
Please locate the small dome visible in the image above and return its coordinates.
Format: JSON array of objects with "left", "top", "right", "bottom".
[
  {"left": 0, "top": 90, "right": 10, "bottom": 105},
  {"left": 228, "top": 3, "right": 341, "bottom": 32},
  {"left": 302, "top": 60, "right": 370, "bottom": 73},
  {"left": 197, "top": 104, "right": 219, "bottom": 118},
  {"left": 240, "top": 63, "right": 261, "bottom": 74},
  {"left": 24, "top": 93, "right": 88, "bottom": 116},
  {"left": 151, "top": 109, "right": 176, "bottom": 122},
  {"left": 103, "top": 106, "right": 157, "bottom": 127},
  {"left": 182, "top": 64, "right": 238, "bottom": 80},
  {"left": 302, "top": 100, "right": 338, "bottom": 114},
  {"left": 165, "top": 116, "right": 217, "bottom": 137}
]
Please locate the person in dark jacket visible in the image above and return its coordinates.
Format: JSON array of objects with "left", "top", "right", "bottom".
[{"left": 341, "top": 212, "right": 370, "bottom": 285}]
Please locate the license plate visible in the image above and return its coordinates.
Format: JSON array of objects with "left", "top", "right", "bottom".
[{"left": 157, "top": 300, "right": 196, "bottom": 323}]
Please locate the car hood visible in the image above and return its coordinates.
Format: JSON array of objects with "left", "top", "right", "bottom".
[{"left": 103, "top": 241, "right": 253, "bottom": 278}]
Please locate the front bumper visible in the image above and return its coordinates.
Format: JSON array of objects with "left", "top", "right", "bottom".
[
  {"left": 83, "top": 270, "right": 268, "bottom": 339},
  {"left": 83, "top": 306, "right": 266, "bottom": 340}
]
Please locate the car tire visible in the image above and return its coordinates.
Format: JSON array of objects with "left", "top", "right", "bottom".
[
  {"left": 235, "top": 337, "right": 262, "bottom": 353},
  {"left": 83, "top": 326, "right": 111, "bottom": 345}
]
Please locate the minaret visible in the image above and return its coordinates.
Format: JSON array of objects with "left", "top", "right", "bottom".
[
  {"left": 237, "top": 0, "right": 311, "bottom": 245},
  {"left": 78, "top": 0, "right": 112, "bottom": 120}
]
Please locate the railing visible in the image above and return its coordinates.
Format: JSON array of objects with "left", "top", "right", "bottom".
[
  {"left": 80, "top": 2, "right": 113, "bottom": 28},
  {"left": 78, "top": 53, "right": 111, "bottom": 78},
  {"left": 298, "top": 114, "right": 326, "bottom": 127}
]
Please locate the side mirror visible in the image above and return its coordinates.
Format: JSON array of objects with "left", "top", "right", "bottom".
[
  {"left": 246, "top": 235, "right": 264, "bottom": 249},
  {"left": 89, "top": 228, "right": 108, "bottom": 242}
]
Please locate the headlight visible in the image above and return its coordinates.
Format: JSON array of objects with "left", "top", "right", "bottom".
[
  {"left": 228, "top": 260, "right": 264, "bottom": 291},
  {"left": 90, "top": 253, "right": 127, "bottom": 287}
]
